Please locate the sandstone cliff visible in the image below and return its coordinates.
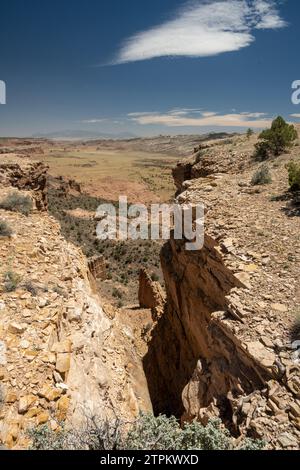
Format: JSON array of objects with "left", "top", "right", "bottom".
[
  {"left": 138, "top": 269, "right": 166, "bottom": 321},
  {"left": 0, "top": 155, "right": 48, "bottom": 211},
  {"left": 0, "top": 154, "right": 152, "bottom": 448},
  {"left": 145, "top": 139, "right": 300, "bottom": 449},
  {"left": 1, "top": 137, "right": 300, "bottom": 450}
]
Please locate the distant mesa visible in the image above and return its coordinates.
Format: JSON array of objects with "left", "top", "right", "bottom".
[
  {"left": 32, "top": 129, "right": 137, "bottom": 141},
  {"left": 31, "top": 130, "right": 237, "bottom": 142}
]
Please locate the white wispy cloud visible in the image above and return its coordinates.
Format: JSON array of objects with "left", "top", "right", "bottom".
[
  {"left": 253, "top": 0, "right": 286, "bottom": 29},
  {"left": 290, "top": 114, "right": 300, "bottom": 118},
  {"left": 114, "top": 0, "right": 286, "bottom": 64},
  {"left": 128, "top": 109, "right": 271, "bottom": 128},
  {"left": 127, "top": 112, "right": 156, "bottom": 117},
  {"left": 168, "top": 108, "right": 206, "bottom": 116}
]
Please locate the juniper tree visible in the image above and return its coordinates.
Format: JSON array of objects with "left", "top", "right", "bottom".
[
  {"left": 246, "top": 128, "right": 254, "bottom": 139},
  {"left": 255, "top": 116, "right": 297, "bottom": 160}
]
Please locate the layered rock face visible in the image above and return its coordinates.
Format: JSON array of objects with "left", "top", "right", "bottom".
[
  {"left": 138, "top": 269, "right": 166, "bottom": 321},
  {"left": 88, "top": 255, "right": 107, "bottom": 281},
  {"left": 0, "top": 154, "right": 152, "bottom": 448},
  {"left": 173, "top": 140, "right": 251, "bottom": 191},
  {"left": 1, "top": 140, "right": 300, "bottom": 450},
  {"left": 0, "top": 155, "right": 48, "bottom": 211},
  {"left": 145, "top": 144, "right": 300, "bottom": 449}
]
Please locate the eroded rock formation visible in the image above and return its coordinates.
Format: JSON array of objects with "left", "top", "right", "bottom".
[
  {"left": 138, "top": 269, "right": 166, "bottom": 321},
  {"left": 0, "top": 154, "right": 152, "bottom": 448},
  {"left": 145, "top": 144, "right": 300, "bottom": 449},
  {"left": 173, "top": 141, "right": 251, "bottom": 192},
  {"left": 0, "top": 156, "right": 48, "bottom": 211},
  {"left": 88, "top": 255, "right": 107, "bottom": 281}
]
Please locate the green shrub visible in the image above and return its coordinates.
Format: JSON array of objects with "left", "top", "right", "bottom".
[
  {"left": 255, "top": 116, "right": 298, "bottom": 160},
  {"left": 287, "top": 160, "right": 300, "bottom": 191},
  {"left": 3, "top": 270, "right": 22, "bottom": 292},
  {"left": 125, "top": 414, "right": 182, "bottom": 450},
  {"left": 180, "top": 419, "right": 232, "bottom": 451},
  {"left": 112, "top": 288, "right": 122, "bottom": 299},
  {"left": 28, "top": 413, "right": 264, "bottom": 451},
  {"left": 28, "top": 418, "right": 123, "bottom": 450},
  {"left": 0, "top": 192, "right": 33, "bottom": 216},
  {"left": 125, "top": 414, "right": 264, "bottom": 451},
  {"left": 251, "top": 164, "right": 272, "bottom": 186},
  {"left": 0, "top": 220, "right": 12, "bottom": 237},
  {"left": 28, "top": 425, "right": 68, "bottom": 450},
  {"left": 237, "top": 438, "right": 266, "bottom": 451},
  {"left": 254, "top": 140, "right": 271, "bottom": 161}
]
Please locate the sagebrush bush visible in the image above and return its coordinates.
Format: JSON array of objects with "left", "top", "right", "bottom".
[
  {"left": 0, "top": 220, "right": 12, "bottom": 237},
  {"left": 255, "top": 116, "right": 298, "bottom": 160},
  {"left": 0, "top": 192, "right": 33, "bottom": 216},
  {"left": 112, "top": 288, "right": 122, "bottom": 299},
  {"left": 125, "top": 414, "right": 182, "bottom": 450},
  {"left": 237, "top": 438, "right": 266, "bottom": 451},
  {"left": 287, "top": 160, "right": 300, "bottom": 191},
  {"left": 28, "top": 425, "right": 68, "bottom": 451},
  {"left": 28, "top": 413, "right": 264, "bottom": 451},
  {"left": 251, "top": 164, "right": 272, "bottom": 186},
  {"left": 125, "top": 414, "right": 263, "bottom": 450},
  {"left": 29, "top": 417, "right": 122, "bottom": 450},
  {"left": 3, "top": 270, "right": 22, "bottom": 292},
  {"left": 125, "top": 415, "right": 232, "bottom": 451}
]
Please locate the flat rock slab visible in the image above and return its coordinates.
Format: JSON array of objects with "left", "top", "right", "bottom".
[{"left": 246, "top": 341, "right": 276, "bottom": 369}]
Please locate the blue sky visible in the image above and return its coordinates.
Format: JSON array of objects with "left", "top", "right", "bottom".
[{"left": 0, "top": 0, "right": 300, "bottom": 137}]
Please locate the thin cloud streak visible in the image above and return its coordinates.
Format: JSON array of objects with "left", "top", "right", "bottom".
[
  {"left": 80, "top": 119, "right": 107, "bottom": 124},
  {"left": 114, "top": 0, "right": 286, "bottom": 64},
  {"left": 128, "top": 109, "right": 272, "bottom": 128}
]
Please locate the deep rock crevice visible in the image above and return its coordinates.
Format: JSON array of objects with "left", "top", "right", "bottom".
[{"left": 143, "top": 235, "right": 272, "bottom": 429}]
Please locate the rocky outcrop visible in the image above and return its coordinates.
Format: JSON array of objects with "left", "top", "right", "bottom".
[
  {"left": 0, "top": 155, "right": 152, "bottom": 448},
  {"left": 173, "top": 141, "right": 252, "bottom": 193},
  {"left": 172, "top": 159, "right": 194, "bottom": 191},
  {"left": 47, "top": 176, "right": 81, "bottom": 198},
  {"left": 145, "top": 236, "right": 270, "bottom": 415},
  {"left": 145, "top": 143, "right": 300, "bottom": 449},
  {"left": 61, "top": 178, "right": 81, "bottom": 195},
  {"left": 88, "top": 255, "right": 107, "bottom": 281},
  {"left": 138, "top": 269, "right": 166, "bottom": 321},
  {"left": 145, "top": 237, "right": 300, "bottom": 448},
  {"left": 0, "top": 155, "right": 48, "bottom": 211}
]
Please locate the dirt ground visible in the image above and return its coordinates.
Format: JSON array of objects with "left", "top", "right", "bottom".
[{"left": 33, "top": 144, "right": 178, "bottom": 203}]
